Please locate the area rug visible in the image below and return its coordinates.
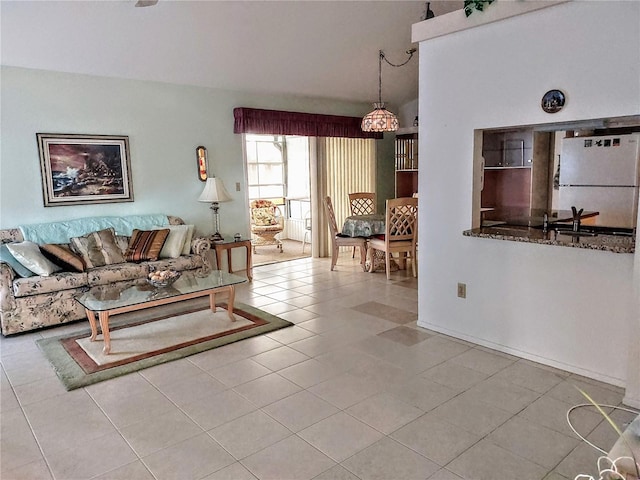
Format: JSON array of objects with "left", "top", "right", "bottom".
[{"left": 36, "top": 298, "right": 293, "bottom": 391}]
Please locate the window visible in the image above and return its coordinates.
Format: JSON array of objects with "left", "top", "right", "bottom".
[{"left": 245, "top": 134, "right": 286, "bottom": 201}]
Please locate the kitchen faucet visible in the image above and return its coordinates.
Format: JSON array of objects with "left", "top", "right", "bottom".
[{"left": 571, "top": 206, "right": 583, "bottom": 232}]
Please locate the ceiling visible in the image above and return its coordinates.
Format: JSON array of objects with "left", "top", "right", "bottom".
[{"left": 0, "top": 0, "right": 462, "bottom": 109}]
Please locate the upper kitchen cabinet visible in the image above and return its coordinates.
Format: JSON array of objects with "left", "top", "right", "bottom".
[
  {"left": 483, "top": 129, "right": 533, "bottom": 168},
  {"left": 395, "top": 127, "right": 418, "bottom": 197},
  {"left": 481, "top": 128, "right": 554, "bottom": 220}
]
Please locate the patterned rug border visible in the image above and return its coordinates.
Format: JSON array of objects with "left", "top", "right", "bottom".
[{"left": 36, "top": 301, "right": 293, "bottom": 391}]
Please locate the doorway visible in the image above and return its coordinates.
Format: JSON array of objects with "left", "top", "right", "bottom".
[
  {"left": 244, "top": 134, "right": 312, "bottom": 266},
  {"left": 243, "top": 134, "right": 378, "bottom": 266}
]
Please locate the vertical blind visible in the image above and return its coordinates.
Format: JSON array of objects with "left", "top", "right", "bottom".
[{"left": 319, "top": 137, "right": 376, "bottom": 256}]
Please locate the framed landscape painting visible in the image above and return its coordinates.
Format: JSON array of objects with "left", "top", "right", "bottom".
[{"left": 37, "top": 133, "right": 134, "bottom": 207}]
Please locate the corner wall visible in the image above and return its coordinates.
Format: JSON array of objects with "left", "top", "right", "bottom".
[{"left": 415, "top": 1, "right": 640, "bottom": 400}]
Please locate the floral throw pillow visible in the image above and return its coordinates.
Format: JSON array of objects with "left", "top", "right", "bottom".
[{"left": 253, "top": 207, "right": 276, "bottom": 226}]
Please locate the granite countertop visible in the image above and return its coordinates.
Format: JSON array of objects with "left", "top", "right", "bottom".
[
  {"left": 481, "top": 208, "right": 600, "bottom": 228},
  {"left": 464, "top": 225, "right": 635, "bottom": 253}
]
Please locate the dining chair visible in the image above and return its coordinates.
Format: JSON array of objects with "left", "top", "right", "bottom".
[
  {"left": 323, "top": 196, "right": 367, "bottom": 271},
  {"left": 368, "top": 197, "right": 418, "bottom": 280},
  {"left": 348, "top": 192, "right": 376, "bottom": 258}
]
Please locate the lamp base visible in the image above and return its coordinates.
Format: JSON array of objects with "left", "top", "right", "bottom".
[{"left": 210, "top": 232, "right": 224, "bottom": 242}]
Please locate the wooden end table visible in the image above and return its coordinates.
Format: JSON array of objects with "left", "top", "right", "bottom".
[{"left": 211, "top": 238, "right": 253, "bottom": 281}]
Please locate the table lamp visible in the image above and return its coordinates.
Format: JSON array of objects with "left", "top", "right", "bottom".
[{"left": 198, "top": 177, "right": 232, "bottom": 241}]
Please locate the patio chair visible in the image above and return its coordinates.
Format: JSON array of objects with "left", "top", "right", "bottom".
[
  {"left": 323, "top": 196, "right": 367, "bottom": 271},
  {"left": 250, "top": 199, "right": 284, "bottom": 253},
  {"left": 302, "top": 210, "right": 312, "bottom": 254},
  {"left": 368, "top": 197, "right": 418, "bottom": 280}
]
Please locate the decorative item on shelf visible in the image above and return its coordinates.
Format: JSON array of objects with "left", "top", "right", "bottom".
[
  {"left": 464, "top": 0, "right": 495, "bottom": 17},
  {"left": 361, "top": 48, "right": 416, "bottom": 133},
  {"left": 196, "top": 146, "right": 208, "bottom": 182},
  {"left": 421, "top": 2, "right": 435, "bottom": 20},
  {"left": 541, "top": 89, "right": 566, "bottom": 114},
  {"left": 147, "top": 269, "right": 181, "bottom": 288},
  {"left": 413, "top": 116, "right": 419, "bottom": 127},
  {"left": 234, "top": 233, "right": 241, "bottom": 242},
  {"left": 198, "top": 176, "right": 232, "bottom": 242}
]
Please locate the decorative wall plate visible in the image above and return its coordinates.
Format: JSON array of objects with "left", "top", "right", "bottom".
[{"left": 541, "top": 89, "right": 565, "bottom": 113}]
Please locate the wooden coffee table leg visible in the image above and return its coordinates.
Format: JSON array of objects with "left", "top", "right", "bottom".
[
  {"left": 227, "top": 286, "right": 236, "bottom": 322},
  {"left": 209, "top": 292, "right": 217, "bottom": 313},
  {"left": 86, "top": 309, "right": 98, "bottom": 341},
  {"left": 98, "top": 311, "right": 111, "bottom": 354}
]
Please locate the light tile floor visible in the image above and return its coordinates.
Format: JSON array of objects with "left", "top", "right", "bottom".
[{"left": 1, "top": 253, "right": 636, "bottom": 480}]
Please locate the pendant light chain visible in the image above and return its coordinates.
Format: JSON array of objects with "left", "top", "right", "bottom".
[{"left": 361, "top": 48, "right": 416, "bottom": 133}]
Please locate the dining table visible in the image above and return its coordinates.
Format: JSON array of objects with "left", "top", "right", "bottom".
[
  {"left": 341, "top": 213, "right": 386, "bottom": 238},
  {"left": 340, "top": 213, "right": 406, "bottom": 273}
]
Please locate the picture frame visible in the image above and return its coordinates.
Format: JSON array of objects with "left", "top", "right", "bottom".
[
  {"left": 37, "top": 133, "right": 134, "bottom": 207},
  {"left": 196, "top": 146, "right": 208, "bottom": 182}
]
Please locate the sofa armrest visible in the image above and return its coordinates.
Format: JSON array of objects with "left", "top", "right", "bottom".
[
  {"left": 0, "top": 262, "right": 17, "bottom": 317},
  {"left": 190, "top": 236, "right": 212, "bottom": 270}
]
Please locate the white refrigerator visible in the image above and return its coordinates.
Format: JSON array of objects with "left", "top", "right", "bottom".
[{"left": 558, "top": 133, "right": 640, "bottom": 228}]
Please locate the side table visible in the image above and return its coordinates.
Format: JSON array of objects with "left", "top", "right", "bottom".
[{"left": 211, "top": 238, "right": 253, "bottom": 281}]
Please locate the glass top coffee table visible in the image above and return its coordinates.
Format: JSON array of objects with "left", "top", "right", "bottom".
[{"left": 75, "top": 270, "right": 247, "bottom": 354}]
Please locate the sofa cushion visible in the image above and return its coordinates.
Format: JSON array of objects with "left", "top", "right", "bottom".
[
  {"left": 151, "top": 225, "right": 190, "bottom": 259},
  {"left": 87, "top": 262, "right": 150, "bottom": 286},
  {"left": 12, "top": 271, "right": 88, "bottom": 297},
  {"left": 0, "top": 244, "right": 35, "bottom": 278},
  {"left": 125, "top": 229, "right": 170, "bottom": 262},
  {"left": 146, "top": 255, "right": 204, "bottom": 273},
  {"left": 70, "top": 228, "right": 126, "bottom": 269},
  {"left": 40, "top": 244, "right": 85, "bottom": 272},
  {"left": 6, "top": 242, "right": 62, "bottom": 276}
]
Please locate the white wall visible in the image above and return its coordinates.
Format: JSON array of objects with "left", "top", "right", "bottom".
[
  {"left": 415, "top": 1, "right": 639, "bottom": 400},
  {"left": 0, "top": 67, "right": 372, "bottom": 269}
]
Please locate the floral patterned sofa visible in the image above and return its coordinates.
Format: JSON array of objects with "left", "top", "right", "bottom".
[{"left": 0, "top": 215, "right": 211, "bottom": 336}]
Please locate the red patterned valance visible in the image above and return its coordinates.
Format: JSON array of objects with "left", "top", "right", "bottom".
[{"left": 233, "top": 108, "right": 382, "bottom": 139}]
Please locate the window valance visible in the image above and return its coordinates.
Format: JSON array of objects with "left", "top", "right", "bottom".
[{"left": 233, "top": 108, "right": 382, "bottom": 139}]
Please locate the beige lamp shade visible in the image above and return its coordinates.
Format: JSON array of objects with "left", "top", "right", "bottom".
[{"left": 198, "top": 177, "right": 232, "bottom": 203}]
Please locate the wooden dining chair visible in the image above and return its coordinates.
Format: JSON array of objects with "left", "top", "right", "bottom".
[
  {"left": 348, "top": 192, "right": 376, "bottom": 257},
  {"left": 368, "top": 197, "right": 418, "bottom": 280},
  {"left": 323, "top": 196, "right": 367, "bottom": 271}
]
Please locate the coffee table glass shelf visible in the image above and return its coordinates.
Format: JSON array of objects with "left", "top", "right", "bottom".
[{"left": 75, "top": 270, "right": 247, "bottom": 354}]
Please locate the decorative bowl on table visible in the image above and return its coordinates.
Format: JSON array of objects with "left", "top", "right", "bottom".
[{"left": 147, "top": 269, "right": 181, "bottom": 288}]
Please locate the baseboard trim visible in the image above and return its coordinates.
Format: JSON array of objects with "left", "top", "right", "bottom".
[{"left": 417, "top": 320, "right": 626, "bottom": 389}]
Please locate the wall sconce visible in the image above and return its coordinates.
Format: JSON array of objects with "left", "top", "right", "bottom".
[{"left": 196, "top": 146, "right": 208, "bottom": 182}]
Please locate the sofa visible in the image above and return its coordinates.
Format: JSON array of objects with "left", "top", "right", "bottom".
[{"left": 0, "top": 214, "right": 211, "bottom": 336}]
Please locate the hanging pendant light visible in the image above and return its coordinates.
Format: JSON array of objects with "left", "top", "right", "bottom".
[
  {"left": 362, "top": 51, "right": 398, "bottom": 132},
  {"left": 362, "top": 49, "right": 415, "bottom": 133}
]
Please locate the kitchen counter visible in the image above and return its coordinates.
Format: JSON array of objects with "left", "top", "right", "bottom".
[
  {"left": 464, "top": 225, "right": 635, "bottom": 253},
  {"left": 481, "top": 208, "right": 600, "bottom": 228}
]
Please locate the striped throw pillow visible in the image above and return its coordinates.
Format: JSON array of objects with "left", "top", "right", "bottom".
[
  {"left": 125, "top": 229, "right": 170, "bottom": 262},
  {"left": 70, "top": 228, "right": 125, "bottom": 269}
]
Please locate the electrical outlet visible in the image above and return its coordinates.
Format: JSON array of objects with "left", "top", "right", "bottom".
[
  {"left": 457, "top": 282, "right": 466, "bottom": 299},
  {"left": 235, "top": 182, "right": 241, "bottom": 192}
]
